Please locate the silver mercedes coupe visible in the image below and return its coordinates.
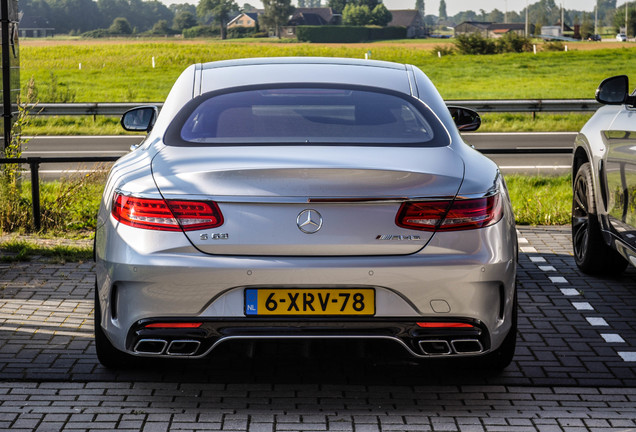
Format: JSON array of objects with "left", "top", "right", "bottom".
[{"left": 94, "top": 57, "right": 518, "bottom": 370}]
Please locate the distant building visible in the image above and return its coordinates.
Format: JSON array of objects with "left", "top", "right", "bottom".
[
  {"left": 281, "top": 7, "right": 341, "bottom": 38},
  {"left": 387, "top": 10, "right": 426, "bottom": 38},
  {"left": 454, "top": 21, "right": 534, "bottom": 38},
  {"left": 19, "top": 15, "right": 54, "bottom": 38},
  {"left": 227, "top": 12, "right": 259, "bottom": 30}
]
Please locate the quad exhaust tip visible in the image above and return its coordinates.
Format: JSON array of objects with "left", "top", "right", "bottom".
[
  {"left": 134, "top": 339, "right": 201, "bottom": 356},
  {"left": 167, "top": 340, "right": 201, "bottom": 356},
  {"left": 418, "top": 339, "right": 484, "bottom": 356},
  {"left": 134, "top": 339, "right": 168, "bottom": 355}
]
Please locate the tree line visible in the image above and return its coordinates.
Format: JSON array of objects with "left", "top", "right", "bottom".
[{"left": 20, "top": 0, "right": 636, "bottom": 38}]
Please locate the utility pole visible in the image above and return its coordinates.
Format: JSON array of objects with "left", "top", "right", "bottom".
[
  {"left": 594, "top": 0, "right": 598, "bottom": 36},
  {"left": 561, "top": 3, "right": 564, "bottom": 34},
  {"left": 627, "top": 0, "right": 629, "bottom": 37},
  {"left": 525, "top": 0, "right": 529, "bottom": 36},
  {"left": 0, "top": 0, "right": 19, "bottom": 151},
  {"left": 504, "top": 0, "right": 508, "bottom": 23}
]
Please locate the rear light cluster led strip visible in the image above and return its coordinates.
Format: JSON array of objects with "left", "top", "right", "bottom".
[
  {"left": 396, "top": 194, "right": 502, "bottom": 231},
  {"left": 112, "top": 192, "right": 223, "bottom": 231},
  {"left": 112, "top": 192, "right": 501, "bottom": 233}
]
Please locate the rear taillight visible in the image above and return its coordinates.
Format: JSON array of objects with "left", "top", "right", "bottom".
[
  {"left": 396, "top": 194, "right": 502, "bottom": 231},
  {"left": 112, "top": 192, "right": 223, "bottom": 231}
]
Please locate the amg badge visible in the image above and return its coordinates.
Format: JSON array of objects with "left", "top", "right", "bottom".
[{"left": 376, "top": 235, "right": 422, "bottom": 241}]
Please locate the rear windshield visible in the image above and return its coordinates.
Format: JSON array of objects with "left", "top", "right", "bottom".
[{"left": 165, "top": 86, "right": 449, "bottom": 147}]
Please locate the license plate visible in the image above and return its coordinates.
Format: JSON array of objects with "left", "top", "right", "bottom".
[{"left": 244, "top": 288, "right": 375, "bottom": 316}]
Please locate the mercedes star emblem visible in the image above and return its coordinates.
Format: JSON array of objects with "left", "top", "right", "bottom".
[{"left": 297, "top": 209, "right": 323, "bottom": 234}]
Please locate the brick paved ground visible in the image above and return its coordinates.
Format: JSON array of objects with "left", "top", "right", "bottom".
[{"left": 1, "top": 226, "right": 636, "bottom": 431}]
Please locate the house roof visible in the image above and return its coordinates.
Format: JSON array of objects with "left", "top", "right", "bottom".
[
  {"left": 19, "top": 14, "right": 52, "bottom": 28},
  {"left": 488, "top": 23, "right": 526, "bottom": 31},
  {"left": 388, "top": 10, "right": 422, "bottom": 27},
  {"left": 291, "top": 7, "right": 337, "bottom": 24},
  {"left": 228, "top": 12, "right": 259, "bottom": 26},
  {"left": 457, "top": 21, "right": 493, "bottom": 29},
  {"left": 289, "top": 12, "right": 328, "bottom": 26}
]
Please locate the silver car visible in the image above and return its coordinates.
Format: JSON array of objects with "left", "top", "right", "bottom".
[
  {"left": 572, "top": 75, "right": 636, "bottom": 275},
  {"left": 94, "top": 57, "right": 518, "bottom": 370}
]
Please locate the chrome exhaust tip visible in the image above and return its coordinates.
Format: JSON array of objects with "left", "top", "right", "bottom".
[
  {"left": 134, "top": 339, "right": 168, "bottom": 355},
  {"left": 451, "top": 339, "right": 484, "bottom": 354},
  {"left": 418, "top": 339, "right": 452, "bottom": 355},
  {"left": 167, "top": 340, "right": 201, "bottom": 356}
]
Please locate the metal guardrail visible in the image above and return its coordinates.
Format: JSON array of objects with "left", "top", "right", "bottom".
[
  {"left": 27, "top": 99, "right": 602, "bottom": 116},
  {"left": 0, "top": 146, "right": 573, "bottom": 231},
  {"left": 0, "top": 156, "right": 119, "bottom": 230},
  {"left": 447, "top": 99, "right": 601, "bottom": 113}
]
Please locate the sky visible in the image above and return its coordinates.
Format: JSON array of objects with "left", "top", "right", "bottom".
[{"left": 161, "top": 0, "right": 629, "bottom": 17}]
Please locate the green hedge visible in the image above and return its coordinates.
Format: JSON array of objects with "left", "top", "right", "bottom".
[
  {"left": 296, "top": 25, "right": 406, "bottom": 43},
  {"left": 183, "top": 25, "right": 219, "bottom": 38}
]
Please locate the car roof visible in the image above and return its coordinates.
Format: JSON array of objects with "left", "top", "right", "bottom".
[
  {"left": 195, "top": 57, "right": 415, "bottom": 97},
  {"left": 200, "top": 56, "right": 407, "bottom": 71}
]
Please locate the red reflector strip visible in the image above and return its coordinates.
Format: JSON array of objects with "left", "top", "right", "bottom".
[
  {"left": 144, "top": 323, "right": 203, "bottom": 329},
  {"left": 112, "top": 192, "right": 223, "bottom": 231},
  {"left": 417, "top": 322, "right": 475, "bottom": 328}
]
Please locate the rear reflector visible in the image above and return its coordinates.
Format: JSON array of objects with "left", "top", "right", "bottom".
[
  {"left": 396, "top": 194, "right": 502, "bottom": 231},
  {"left": 144, "top": 322, "right": 203, "bottom": 329},
  {"left": 417, "top": 322, "right": 475, "bottom": 328},
  {"left": 112, "top": 192, "right": 223, "bottom": 231}
]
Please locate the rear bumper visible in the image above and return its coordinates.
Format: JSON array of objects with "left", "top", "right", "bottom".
[
  {"left": 127, "top": 318, "right": 490, "bottom": 359},
  {"left": 95, "top": 216, "right": 517, "bottom": 359}
]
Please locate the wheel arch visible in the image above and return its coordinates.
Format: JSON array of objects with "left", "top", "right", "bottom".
[{"left": 572, "top": 145, "right": 590, "bottom": 185}]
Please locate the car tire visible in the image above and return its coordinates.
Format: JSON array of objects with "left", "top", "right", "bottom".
[
  {"left": 94, "top": 284, "right": 137, "bottom": 369},
  {"left": 572, "top": 162, "right": 628, "bottom": 275}
]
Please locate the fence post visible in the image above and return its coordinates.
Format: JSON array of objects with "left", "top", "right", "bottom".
[{"left": 29, "top": 157, "right": 40, "bottom": 231}]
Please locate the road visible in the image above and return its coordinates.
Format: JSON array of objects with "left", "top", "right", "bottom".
[
  {"left": 1, "top": 226, "right": 635, "bottom": 431},
  {"left": 21, "top": 132, "right": 575, "bottom": 177}
]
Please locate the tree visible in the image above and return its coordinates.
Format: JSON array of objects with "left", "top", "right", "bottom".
[
  {"left": 151, "top": 19, "right": 171, "bottom": 34},
  {"left": 109, "top": 17, "right": 133, "bottom": 34},
  {"left": 328, "top": 0, "right": 347, "bottom": 14},
  {"left": 438, "top": 0, "right": 447, "bottom": 20},
  {"left": 260, "top": 0, "right": 294, "bottom": 38},
  {"left": 242, "top": 2, "right": 257, "bottom": 11},
  {"left": 370, "top": 4, "right": 392, "bottom": 26},
  {"left": 342, "top": 4, "right": 371, "bottom": 25},
  {"left": 359, "top": 0, "right": 379, "bottom": 11},
  {"left": 197, "top": 0, "right": 238, "bottom": 39},
  {"left": 613, "top": 3, "right": 636, "bottom": 36},
  {"left": 579, "top": 12, "right": 594, "bottom": 38},
  {"left": 48, "top": 0, "right": 102, "bottom": 33},
  {"left": 487, "top": 8, "right": 504, "bottom": 23},
  {"left": 173, "top": 10, "right": 198, "bottom": 31},
  {"left": 415, "top": 0, "right": 424, "bottom": 18}
]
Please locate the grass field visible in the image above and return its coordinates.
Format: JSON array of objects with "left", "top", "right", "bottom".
[{"left": 20, "top": 39, "right": 636, "bottom": 102}]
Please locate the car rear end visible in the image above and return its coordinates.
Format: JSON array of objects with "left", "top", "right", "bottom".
[{"left": 95, "top": 58, "right": 517, "bottom": 367}]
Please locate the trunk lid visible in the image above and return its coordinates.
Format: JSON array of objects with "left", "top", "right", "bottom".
[{"left": 150, "top": 145, "right": 464, "bottom": 256}]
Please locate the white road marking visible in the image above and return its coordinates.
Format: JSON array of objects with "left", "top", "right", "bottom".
[
  {"left": 586, "top": 317, "right": 609, "bottom": 326},
  {"left": 520, "top": 230, "right": 634, "bottom": 362},
  {"left": 618, "top": 352, "right": 636, "bottom": 362},
  {"left": 549, "top": 276, "right": 568, "bottom": 283},
  {"left": 560, "top": 288, "right": 580, "bottom": 296},
  {"left": 602, "top": 334, "right": 625, "bottom": 343}
]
